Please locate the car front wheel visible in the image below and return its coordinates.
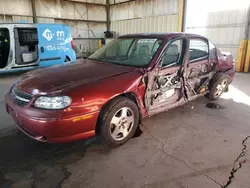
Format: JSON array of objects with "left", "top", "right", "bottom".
[{"left": 100, "top": 97, "right": 139, "bottom": 147}]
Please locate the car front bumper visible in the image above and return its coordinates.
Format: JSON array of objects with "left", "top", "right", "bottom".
[{"left": 5, "top": 94, "right": 99, "bottom": 143}]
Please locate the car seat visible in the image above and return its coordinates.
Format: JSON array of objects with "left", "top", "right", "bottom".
[
  {"left": 139, "top": 45, "right": 150, "bottom": 55},
  {"left": 163, "top": 44, "right": 179, "bottom": 66}
]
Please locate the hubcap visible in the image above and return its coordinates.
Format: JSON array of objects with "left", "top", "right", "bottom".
[
  {"left": 110, "top": 107, "right": 134, "bottom": 141},
  {"left": 214, "top": 79, "right": 228, "bottom": 97}
]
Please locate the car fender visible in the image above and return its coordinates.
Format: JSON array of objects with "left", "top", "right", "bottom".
[{"left": 64, "top": 70, "right": 147, "bottom": 118}]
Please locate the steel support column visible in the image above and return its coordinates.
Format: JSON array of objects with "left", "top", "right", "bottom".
[
  {"left": 178, "top": 0, "right": 185, "bottom": 32},
  {"left": 106, "top": 0, "right": 110, "bottom": 31},
  {"left": 30, "top": 0, "right": 37, "bottom": 23},
  {"left": 244, "top": 4, "right": 250, "bottom": 72}
]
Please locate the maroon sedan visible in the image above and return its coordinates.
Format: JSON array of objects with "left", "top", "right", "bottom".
[{"left": 5, "top": 33, "right": 235, "bottom": 147}]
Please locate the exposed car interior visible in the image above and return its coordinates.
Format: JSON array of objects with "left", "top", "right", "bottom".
[
  {"left": 0, "top": 28, "right": 10, "bottom": 68},
  {"left": 162, "top": 44, "right": 181, "bottom": 66},
  {"left": 149, "top": 40, "right": 183, "bottom": 109},
  {"left": 138, "top": 45, "right": 150, "bottom": 55},
  {"left": 15, "top": 28, "right": 39, "bottom": 66}
]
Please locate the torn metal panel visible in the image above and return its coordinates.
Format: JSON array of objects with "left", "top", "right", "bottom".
[
  {"left": 145, "top": 66, "right": 184, "bottom": 114},
  {"left": 144, "top": 35, "right": 220, "bottom": 116},
  {"left": 144, "top": 36, "right": 189, "bottom": 115}
]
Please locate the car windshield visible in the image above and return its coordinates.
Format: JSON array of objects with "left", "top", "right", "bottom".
[{"left": 88, "top": 38, "right": 163, "bottom": 68}]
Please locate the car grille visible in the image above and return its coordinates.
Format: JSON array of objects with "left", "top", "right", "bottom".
[{"left": 10, "top": 85, "right": 33, "bottom": 106}]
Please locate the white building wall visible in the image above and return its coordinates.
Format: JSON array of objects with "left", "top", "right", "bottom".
[
  {"left": 110, "top": 0, "right": 179, "bottom": 36},
  {"left": 185, "top": 0, "right": 250, "bottom": 60}
]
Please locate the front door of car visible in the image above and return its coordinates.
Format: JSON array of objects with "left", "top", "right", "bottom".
[
  {"left": 184, "top": 38, "right": 211, "bottom": 99},
  {"left": 145, "top": 37, "right": 188, "bottom": 115}
]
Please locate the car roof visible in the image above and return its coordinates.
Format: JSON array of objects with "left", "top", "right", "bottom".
[{"left": 119, "top": 32, "right": 207, "bottom": 40}]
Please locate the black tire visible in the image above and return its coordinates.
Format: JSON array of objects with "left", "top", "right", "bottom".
[
  {"left": 99, "top": 97, "right": 139, "bottom": 148},
  {"left": 205, "top": 74, "right": 229, "bottom": 101}
]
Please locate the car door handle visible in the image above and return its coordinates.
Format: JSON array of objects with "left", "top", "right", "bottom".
[{"left": 40, "top": 47, "right": 44, "bottom": 53}]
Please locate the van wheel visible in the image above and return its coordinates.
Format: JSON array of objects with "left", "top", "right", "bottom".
[
  {"left": 64, "top": 57, "right": 70, "bottom": 62},
  {"left": 100, "top": 97, "right": 139, "bottom": 148},
  {"left": 205, "top": 74, "right": 229, "bottom": 100}
]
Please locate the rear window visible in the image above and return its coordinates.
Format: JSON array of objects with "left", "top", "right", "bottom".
[{"left": 189, "top": 39, "right": 208, "bottom": 61}]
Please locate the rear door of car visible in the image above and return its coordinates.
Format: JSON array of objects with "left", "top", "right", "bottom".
[
  {"left": 145, "top": 36, "right": 188, "bottom": 115},
  {"left": 184, "top": 37, "right": 212, "bottom": 99}
]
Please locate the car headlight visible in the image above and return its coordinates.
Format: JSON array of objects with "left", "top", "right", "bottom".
[{"left": 34, "top": 96, "right": 72, "bottom": 109}]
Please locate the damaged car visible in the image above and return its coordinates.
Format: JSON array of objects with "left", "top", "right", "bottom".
[{"left": 5, "top": 33, "right": 235, "bottom": 147}]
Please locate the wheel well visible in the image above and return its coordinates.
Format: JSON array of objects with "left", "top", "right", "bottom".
[
  {"left": 95, "top": 93, "right": 142, "bottom": 135},
  {"left": 66, "top": 56, "right": 71, "bottom": 61},
  {"left": 209, "top": 72, "right": 229, "bottom": 88}
]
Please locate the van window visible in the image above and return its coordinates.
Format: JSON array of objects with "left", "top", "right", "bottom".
[
  {"left": 189, "top": 39, "right": 208, "bottom": 62},
  {"left": 0, "top": 28, "right": 10, "bottom": 68},
  {"left": 15, "top": 28, "right": 39, "bottom": 65},
  {"left": 18, "top": 28, "right": 38, "bottom": 46}
]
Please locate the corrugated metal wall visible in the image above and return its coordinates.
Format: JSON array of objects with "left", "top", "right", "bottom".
[
  {"left": 110, "top": 0, "right": 179, "bottom": 36},
  {"left": 185, "top": 0, "right": 250, "bottom": 60},
  {"left": 35, "top": 0, "right": 106, "bottom": 24},
  {"left": 0, "top": 0, "right": 107, "bottom": 55}
]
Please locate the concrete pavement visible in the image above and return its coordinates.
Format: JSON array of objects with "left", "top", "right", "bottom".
[{"left": 0, "top": 73, "right": 250, "bottom": 188}]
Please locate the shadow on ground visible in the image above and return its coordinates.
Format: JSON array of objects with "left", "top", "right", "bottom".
[{"left": 0, "top": 132, "right": 105, "bottom": 188}]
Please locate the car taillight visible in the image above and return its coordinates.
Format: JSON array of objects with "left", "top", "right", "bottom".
[{"left": 71, "top": 40, "right": 75, "bottom": 49}]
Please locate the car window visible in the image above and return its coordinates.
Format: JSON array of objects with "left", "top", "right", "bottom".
[
  {"left": 209, "top": 41, "right": 216, "bottom": 58},
  {"left": 89, "top": 38, "right": 163, "bottom": 68},
  {"left": 151, "top": 40, "right": 162, "bottom": 54},
  {"left": 162, "top": 39, "right": 182, "bottom": 67},
  {"left": 106, "top": 39, "right": 133, "bottom": 57},
  {"left": 189, "top": 39, "right": 208, "bottom": 62},
  {"left": 117, "top": 39, "right": 133, "bottom": 56}
]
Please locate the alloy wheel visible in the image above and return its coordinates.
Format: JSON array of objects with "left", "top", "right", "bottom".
[
  {"left": 109, "top": 107, "right": 134, "bottom": 141},
  {"left": 214, "top": 79, "right": 228, "bottom": 97}
]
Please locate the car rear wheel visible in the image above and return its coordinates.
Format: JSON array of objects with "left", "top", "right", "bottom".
[
  {"left": 205, "top": 74, "right": 229, "bottom": 100},
  {"left": 100, "top": 97, "right": 139, "bottom": 147}
]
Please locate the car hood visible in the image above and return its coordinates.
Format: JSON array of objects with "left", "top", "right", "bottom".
[{"left": 17, "top": 59, "right": 137, "bottom": 95}]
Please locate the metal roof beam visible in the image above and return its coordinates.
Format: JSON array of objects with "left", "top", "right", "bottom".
[{"left": 62, "top": 0, "right": 106, "bottom": 6}]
